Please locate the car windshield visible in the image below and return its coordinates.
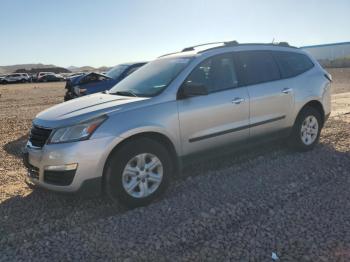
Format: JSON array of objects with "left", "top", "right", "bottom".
[
  {"left": 109, "top": 57, "right": 192, "bottom": 97},
  {"left": 106, "top": 65, "right": 128, "bottom": 79}
]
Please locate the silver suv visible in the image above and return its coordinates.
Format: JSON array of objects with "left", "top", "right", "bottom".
[
  {"left": 24, "top": 41, "right": 331, "bottom": 207},
  {"left": 2, "top": 73, "right": 30, "bottom": 84}
]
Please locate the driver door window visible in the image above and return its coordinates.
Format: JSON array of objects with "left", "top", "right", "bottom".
[{"left": 184, "top": 54, "right": 238, "bottom": 93}]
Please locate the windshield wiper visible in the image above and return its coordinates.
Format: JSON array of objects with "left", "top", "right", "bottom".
[{"left": 113, "top": 91, "right": 138, "bottom": 97}]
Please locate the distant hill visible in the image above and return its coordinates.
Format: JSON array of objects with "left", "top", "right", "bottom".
[
  {"left": 15, "top": 67, "right": 71, "bottom": 74},
  {"left": 0, "top": 63, "right": 112, "bottom": 75},
  {"left": 67, "top": 65, "right": 112, "bottom": 73},
  {"left": 0, "top": 63, "right": 56, "bottom": 74}
]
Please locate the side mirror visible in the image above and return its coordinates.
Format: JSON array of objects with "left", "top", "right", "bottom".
[{"left": 181, "top": 82, "right": 208, "bottom": 97}]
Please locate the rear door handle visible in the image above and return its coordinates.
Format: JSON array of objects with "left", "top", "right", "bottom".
[
  {"left": 282, "top": 88, "right": 292, "bottom": 94},
  {"left": 232, "top": 97, "right": 245, "bottom": 104}
]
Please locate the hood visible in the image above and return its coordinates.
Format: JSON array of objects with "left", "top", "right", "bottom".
[
  {"left": 34, "top": 93, "right": 148, "bottom": 128},
  {"left": 68, "top": 74, "right": 85, "bottom": 86}
]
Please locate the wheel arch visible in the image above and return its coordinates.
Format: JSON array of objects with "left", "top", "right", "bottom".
[
  {"left": 296, "top": 100, "right": 325, "bottom": 127},
  {"left": 102, "top": 131, "right": 181, "bottom": 190}
]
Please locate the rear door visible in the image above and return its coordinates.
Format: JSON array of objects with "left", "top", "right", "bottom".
[
  {"left": 177, "top": 53, "right": 250, "bottom": 155},
  {"left": 234, "top": 51, "right": 294, "bottom": 137}
]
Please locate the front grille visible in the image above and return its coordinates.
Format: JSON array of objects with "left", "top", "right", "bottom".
[
  {"left": 27, "top": 165, "right": 39, "bottom": 180},
  {"left": 44, "top": 170, "right": 76, "bottom": 186},
  {"left": 29, "top": 125, "right": 52, "bottom": 148}
]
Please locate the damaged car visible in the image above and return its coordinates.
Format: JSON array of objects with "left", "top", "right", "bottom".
[
  {"left": 64, "top": 62, "right": 146, "bottom": 101},
  {"left": 38, "top": 74, "right": 65, "bottom": 82}
]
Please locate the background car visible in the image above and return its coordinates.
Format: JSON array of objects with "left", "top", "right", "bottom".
[
  {"left": 64, "top": 62, "right": 147, "bottom": 100},
  {"left": 37, "top": 74, "right": 65, "bottom": 82},
  {"left": 1, "top": 73, "right": 30, "bottom": 84},
  {"left": 36, "top": 72, "right": 55, "bottom": 82}
]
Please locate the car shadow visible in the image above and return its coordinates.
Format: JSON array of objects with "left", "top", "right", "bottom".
[{"left": 3, "top": 134, "right": 28, "bottom": 158}]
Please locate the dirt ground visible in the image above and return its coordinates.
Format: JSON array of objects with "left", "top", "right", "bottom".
[
  {"left": 0, "top": 69, "right": 349, "bottom": 261},
  {"left": 328, "top": 68, "right": 350, "bottom": 94}
]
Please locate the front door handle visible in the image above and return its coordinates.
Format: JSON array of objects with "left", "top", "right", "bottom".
[
  {"left": 282, "top": 88, "right": 292, "bottom": 94},
  {"left": 232, "top": 97, "right": 245, "bottom": 104}
]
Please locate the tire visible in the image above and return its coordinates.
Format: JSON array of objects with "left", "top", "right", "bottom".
[
  {"left": 21, "top": 79, "right": 26, "bottom": 83},
  {"left": 288, "top": 106, "right": 322, "bottom": 151},
  {"left": 104, "top": 137, "right": 173, "bottom": 208}
]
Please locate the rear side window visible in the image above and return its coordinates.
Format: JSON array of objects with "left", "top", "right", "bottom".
[
  {"left": 235, "top": 51, "right": 280, "bottom": 86},
  {"left": 273, "top": 51, "right": 314, "bottom": 78}
]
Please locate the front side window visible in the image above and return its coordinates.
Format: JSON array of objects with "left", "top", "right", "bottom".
[
  {"left": 235, "top": 51, "right": 280, "bottom": 86},
  {"left": 184, "top": 54, "right": 238, "bottom": 93},
  {"left": 110, "top": 57, "right": 192, "bottom": 97},
  {"left": 273, "top": 51, "right": 314, "bottom": 78}
]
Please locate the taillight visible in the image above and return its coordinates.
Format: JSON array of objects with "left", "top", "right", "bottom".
[{"left": 324, "top": 73, "right": 332, "bottom": 82}]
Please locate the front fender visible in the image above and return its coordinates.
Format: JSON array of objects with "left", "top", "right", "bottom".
[{"left": 117, "top": 126, "right": 181, "bottom": 156}]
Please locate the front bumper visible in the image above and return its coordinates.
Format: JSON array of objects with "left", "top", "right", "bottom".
[
  {"left": 23, "top": 135, "right": 121, "bottom": 194},
  {"left": 64, "top": 91, "right": 79, "bottom": 101}
]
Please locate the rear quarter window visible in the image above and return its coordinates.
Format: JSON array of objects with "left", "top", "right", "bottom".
[{"left": 272, "top": 51, "right": 314, "bottom": 78}]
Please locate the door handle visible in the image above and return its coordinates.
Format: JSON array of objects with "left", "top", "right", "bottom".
[
  {"left": 232, "top": 97, "right": 245, "bottom": 104},
  {"left": 282, "top": 88, "right": 292, "bottom": 94}
]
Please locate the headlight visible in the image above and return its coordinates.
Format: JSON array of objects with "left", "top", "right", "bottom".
[
  {"left": 73, "top": 86, "right": 87, "bottom": 95},
  {"left": 48, "top": 115, "right": 107, "bottom": 144}
]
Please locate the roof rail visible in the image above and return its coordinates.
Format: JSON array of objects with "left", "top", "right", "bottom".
[
  {"left": 158, "top": 40, "right": 238, "bottom": 58},
  {"left": 181, "top": 40, "right": 238, "bottom": 52},
  {"left": 197, "top": 41, "right": 297, "bottom": 54},
  {"left": 159, "top": 41, "right": 295, "bottom": 58}
]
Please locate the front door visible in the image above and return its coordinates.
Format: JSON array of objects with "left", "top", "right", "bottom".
[{"left": 177, "top": 53, "right": 250, "bottom": 155}]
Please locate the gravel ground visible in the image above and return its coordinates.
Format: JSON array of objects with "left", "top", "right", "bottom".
[{"left": 0, "top": 80, "right": 350, "bottom": 261}]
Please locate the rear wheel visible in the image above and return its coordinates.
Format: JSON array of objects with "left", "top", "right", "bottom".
[
  {"left": 104, "top": 138, "right": 173, "bottom": 207},
  {"left": 288, "top": 106, "right": 322, "bottom": 151}
]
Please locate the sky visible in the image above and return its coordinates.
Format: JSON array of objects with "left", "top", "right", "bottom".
[{"left": 0, "top": 0, "right": 349, "bottom": 67}]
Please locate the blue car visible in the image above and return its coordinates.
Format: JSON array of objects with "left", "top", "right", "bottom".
[{"left": 64, "top": 62, "right": 146, "bottom": 101}]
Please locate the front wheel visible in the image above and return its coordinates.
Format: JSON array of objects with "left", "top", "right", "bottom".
[
  {"left": 288, "top": 106, "right": 322, "bottom": 151},
  {"left": 104, "top": 138, "right": 173, "bottom": 207}
]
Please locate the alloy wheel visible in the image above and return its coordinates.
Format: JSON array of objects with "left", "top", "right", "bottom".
[
  {"left": 300, "top": 115, "right": 319, "bottom": 145},
  {"left": 122, "top": 153, "right": 163, "bottom": 198}
]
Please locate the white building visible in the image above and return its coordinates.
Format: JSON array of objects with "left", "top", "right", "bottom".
[{"left": 301, "top": 42, "right": 350, "bottom": 60}]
